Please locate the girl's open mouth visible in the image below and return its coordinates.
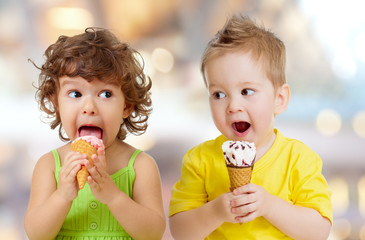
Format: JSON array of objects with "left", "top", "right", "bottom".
[
  {"left": 78, "top": 126, "right": 103, "bottom": 139},
  {"left": 232, "top": 122, "right": 250, "bottom": 133}
]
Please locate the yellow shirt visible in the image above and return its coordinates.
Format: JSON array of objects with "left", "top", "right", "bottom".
[{"left": 169, "top": 129, "right": 332, "bottom": 239}]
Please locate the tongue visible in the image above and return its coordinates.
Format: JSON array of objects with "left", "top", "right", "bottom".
[
  {"left": 234, "top": 122, "right": 250, "bottom": 133},
  {"left": 79, "top": 127, "right": 102, "bottom": 139}
]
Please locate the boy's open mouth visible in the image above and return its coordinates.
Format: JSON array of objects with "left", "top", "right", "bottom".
[
  {"left": 232, "top": 122, "right": 250, "bottom": 133},
  {"left": 78, "top": 126, "right": 103, "bottom": 139}
]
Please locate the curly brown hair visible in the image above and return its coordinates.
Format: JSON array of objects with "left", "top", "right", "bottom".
[
  {"left": 201, "top": 15, "right": 286, "bottom": 90},
  {"left": 32, "top": 27, "right": 152, "bottom": 141}
]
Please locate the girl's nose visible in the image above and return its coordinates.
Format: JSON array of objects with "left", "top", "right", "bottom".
[{"left": 82, "top": 98, "right": 98, "bottom": 115}]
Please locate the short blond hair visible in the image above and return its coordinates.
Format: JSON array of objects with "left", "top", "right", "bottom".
[{"left": 201, "top": 15, "right": 286, "bottom": 89}]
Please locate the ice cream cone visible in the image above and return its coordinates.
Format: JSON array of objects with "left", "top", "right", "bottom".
[
  {"left": 222, "top": 140, "right": 256, "bottom": 191},
  {"left": 227, "top": 165, "right": 253, "bottom": 191},
  {"left": 70, "top": 138, "right": 98, "bottom": 189}
]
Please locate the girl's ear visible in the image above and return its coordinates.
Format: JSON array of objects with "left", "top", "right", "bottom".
[
  {"left": 274, "top": 83, "right": 290, "bottom": 115},
  {"left": 122, "top": 102, "right": 134, "bottom": 118}
]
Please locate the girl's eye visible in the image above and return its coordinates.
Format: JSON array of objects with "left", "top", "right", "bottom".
[
  {"left": 100, "top": 91, "right": 112, "bottom": 99},
  {"left": 213, "top": 92, "right": 226, "bottom": 99},
  {"left": 242, "top": 89, "right": 254, "bottom": 96},
  {"left": 68, "top": 91, "right": 81, "bottom": 98}
]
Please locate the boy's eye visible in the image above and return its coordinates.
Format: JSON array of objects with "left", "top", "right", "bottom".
[
  {"left": 100, "top": 91, "right": 112, "bottom": 98},
  {"left": 242, "top": 89, "right": 254, "bottom": 96},
  {"left": 213, "top": 92, "right": 226, "bottom": 99},
  {"left": 69, "top": 91, "right": 81, "bottom": 98}
]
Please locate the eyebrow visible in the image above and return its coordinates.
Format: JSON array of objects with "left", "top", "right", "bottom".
[
  {"left": 59, "top": 77, "right": 121, "bottom": 89},
  {"left": 207, "top": 82, "right": 220, "bottom": 89},
  {"left": 59, "top": 77, "right": 79, "bottom": 87}
]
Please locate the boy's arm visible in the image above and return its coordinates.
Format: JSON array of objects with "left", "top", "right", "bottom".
[
  {"left": 169, "top": 192, "right": 237, "bottom": 240},
  {"left": 232, "top": 184, "right": 331, "bottom": 240},
  {"left": 265, "top": 194, "right": 331, "bottom": 240}
]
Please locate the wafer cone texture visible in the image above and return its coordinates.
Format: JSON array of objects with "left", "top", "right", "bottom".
[
  {"left": 70, "top": 139, "right": 98, "bottom": 189},
  {"left": 227, "top": 165, "right": 252, "bottom": 191}
]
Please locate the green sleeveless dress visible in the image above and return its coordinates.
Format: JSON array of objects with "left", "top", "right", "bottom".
[{"left": 52, "top": 149, "right": 142, "bottom": 240}]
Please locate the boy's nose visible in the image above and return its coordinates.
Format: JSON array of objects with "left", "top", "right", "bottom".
[
  {"left": 227, "top": 97, "right": 243, "bottom": 113},
  {"left": 82, "top": 98, "right": 98, "bottom": 115}
]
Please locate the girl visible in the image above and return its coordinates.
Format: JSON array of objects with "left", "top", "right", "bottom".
[{"left": 25, "top": 28, "right": 165, "bottom": 240}]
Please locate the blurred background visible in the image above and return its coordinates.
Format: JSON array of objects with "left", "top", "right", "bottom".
[{"left": 0, "top": 0, "right": 364, "bottom": 239}]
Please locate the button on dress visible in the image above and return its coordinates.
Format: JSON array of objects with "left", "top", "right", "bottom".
[{"left": 52, "top": 149, "right": 142, "bottom": 240}]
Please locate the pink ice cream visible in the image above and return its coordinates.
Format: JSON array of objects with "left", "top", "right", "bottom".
[{"left": 72, "top": 136, "right": 104, "bottom": 150}]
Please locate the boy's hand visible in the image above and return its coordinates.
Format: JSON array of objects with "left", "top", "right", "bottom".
[
  {"left": 211, "top": 191, "right": 256, "bottom": 224},
  {"left": 58, "top": 151, "right": 88, "bottom": 201},
  {"left": 86, "top": 146, "right": 120, "bottom": 204},
  {"left": 230, "top": 183, "right": 273, "bottom": 223},
  {"left": 211, "top": 192, "right": 237, "bottom": 223}
]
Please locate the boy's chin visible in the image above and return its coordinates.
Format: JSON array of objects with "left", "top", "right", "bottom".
[{"left": 231, "top": 126, "right": 251, "bottom": 139}]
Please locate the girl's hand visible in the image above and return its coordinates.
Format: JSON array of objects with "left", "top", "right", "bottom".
[
  {"left": 230, "top": 183, "right": 273, "bottom": 223},
  {"left": 58, "top": 151, "right": 88, "bottom": 201},
  {"left": 86, "top": 146, "right": 120, "bottom": 204}
]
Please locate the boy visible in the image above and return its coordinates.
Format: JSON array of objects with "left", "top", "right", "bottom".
[{"left": 169, "top": 15, "right": 332, "bottom": 239}]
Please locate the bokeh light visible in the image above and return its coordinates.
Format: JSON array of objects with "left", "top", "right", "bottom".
[
  {"left": 0, "top": 141, "right": 15, "bottom": 168},
  {"left": 316, "top": 109, "right": 342, "bottom": 136},
  {"left": 46, "top": 7, "right": 93, "bottom": 30},
  {"left": 151, "top": 48, "right": 174, "bottom": 73},
  {"left": 354, "top": 33, "right": 365, "bottom": 63},
  {"left": 331, "top": 52, "right": 357, "bottom": 81},
  {"left": 360, "top": 224, "right": 365, "bottom": 240},
  {"left": 358, "top": 176, "right": 365, "bottom": 217},
  {"left": 353, "top": 111, "right": 365, "bottom": 138},
  {"left": 135, "top": 50, "right": 155, "bottom": 79},
  {"left": 0, "top": 227, "right": 20, "bottom": 240},
  {"left": 328, "top": 177, "right": 349, "bottom": 216},
  {"left": 331, "top": 218, "right": 352, "bottom": 240}
]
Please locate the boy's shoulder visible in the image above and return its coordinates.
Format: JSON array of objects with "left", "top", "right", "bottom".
[
  {"left": 275, "top": 130, "right": 321, "bottom": 164},
  {"left": 278, "top": 130, "right": 316, "bottom": 154},
  {"left": 184, "top": 135, "right": 226, "bottom": 161},
  {"left": 189, "top": 134, "right": 225, "bottom": 151}
]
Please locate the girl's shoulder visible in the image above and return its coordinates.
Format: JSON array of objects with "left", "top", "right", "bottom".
[
  {"left": 31, "top": 145, "right": 70, "bottom": 189},
  {"left": 130, "top": 148, "right": 162, "bottom": 197},
  {"left": 123, "top": 142, "right": 158, "bottom": 175},
  {"left": 34, "top": 144, "right": 70, "bottom": 172},
  {"left": 34, "top": 150, "right": 57, "bottom": 173},
  {"left": 133, "top": 150, "right": 156, "bottom": 169}
]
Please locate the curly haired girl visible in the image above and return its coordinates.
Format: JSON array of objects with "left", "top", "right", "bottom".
[{"left": 25, "top": 27, "right": 165, "bottom": 240}]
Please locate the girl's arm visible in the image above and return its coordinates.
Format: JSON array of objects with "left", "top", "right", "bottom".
[
  {"left": 24, "top": 151, "right": 87, "bottom": 240},
  {"left": 232, "top": 184, "right": 331, "bottom": 240},
  {"left": 87, "top": 151, "right": 166, "bottom": 240}
]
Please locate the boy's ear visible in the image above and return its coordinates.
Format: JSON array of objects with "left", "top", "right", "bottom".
[
  {"left": 122, "top": 102, "right": 134, "bottom": 118},
  {"left": 274, "top": 83, "right": 290, "bottom": 115}
]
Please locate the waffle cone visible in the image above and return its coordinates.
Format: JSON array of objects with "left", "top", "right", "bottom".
[
  {"left": 70, "top": 139, "right": 98, "bottom": 189},
  {"left": 227, "top": 165, "right": 253, "bottom": 191}
]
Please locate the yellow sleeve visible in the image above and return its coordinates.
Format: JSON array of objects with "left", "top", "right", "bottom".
[
  {"left": 169, "top": 148, "right": 208, "bottom": 217},
  {"left": 291, "top": 151, "right": 333, "bottom": 225}
]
